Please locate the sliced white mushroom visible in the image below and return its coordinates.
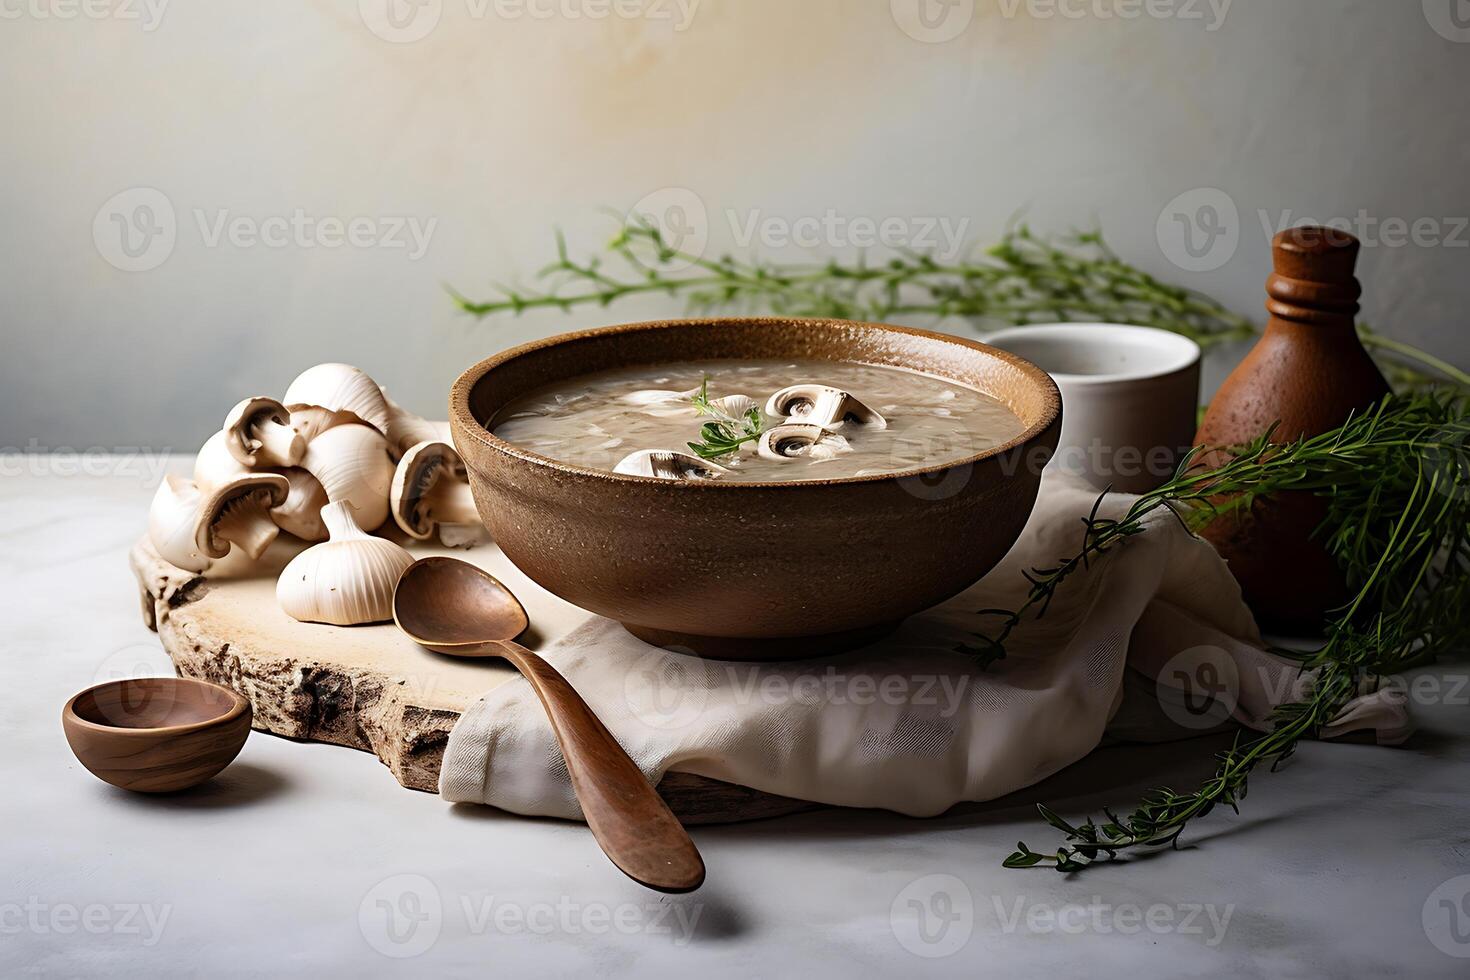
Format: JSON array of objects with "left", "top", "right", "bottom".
[
  {"left": 382, "top": 389, "right": 453, "bottom": 459},
  {"left": 390, "top": 440, "right": 480, "bottom": 541},
  {"left": 283, "top": 363, "right": 391, "bottom": 434},
  {"left": 757, "top": 423, "right": 853, "bottom": 462},
  {"left": 194, "top": 431, "right": 330, "bottom": 542},
  {"left": 148, "top": 472, "right": 289, "bottom": 572},
  {"left": 299, "top": 423, "right": 395, "bottom": 531},
  {"left": 223, "top": 396, "right": 305, "bottom": 468},
  {"left": 764, "top": 384, "right": 887, "bottom": 430},
  {"left": 613, "top": 449, "right": 731, "bottom": 481}
]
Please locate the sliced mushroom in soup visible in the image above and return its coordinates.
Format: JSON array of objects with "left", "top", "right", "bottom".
[{"left": 490, "top": 359, "right": 1024, "bottom": 483}]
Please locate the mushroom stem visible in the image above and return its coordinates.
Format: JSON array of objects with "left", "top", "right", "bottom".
[
  {"left": 271, "top": 468, "right": 329, "bottom": 542},
  {"left": 430, "top": 478, "right": 480, "bottom": 527},
  {"left": 300, "top": 423, "right": 394, "bottom": 532},
  {"left": 212, "top": 489, "right": 281, "bottom": 561},
  {"left": 255, "top": 418, "right": 305, "bottom": 468},
  {"left": 224, "top": 397, "right": 308, "bottom": 467}
]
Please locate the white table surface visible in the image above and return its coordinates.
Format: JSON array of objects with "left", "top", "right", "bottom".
[{"left": 3, "top": 458, "right": 1469, "bottom": 978}]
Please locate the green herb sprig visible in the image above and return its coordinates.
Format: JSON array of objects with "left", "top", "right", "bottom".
[
  {"left": 686, "top": 376, "right": 769, "bottom": 461},
  {"left": 451, "top": 216, "right": 1466, "bottom": 391},
  {"left": 982, "top": 392, "right": 1470, "bottom": 872}
]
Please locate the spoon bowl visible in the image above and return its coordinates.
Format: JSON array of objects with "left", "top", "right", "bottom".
[
  {"left": 393, "top": 557, "right": 528, "bottom": 653},
  {"left": 393, "top": 557, "right": 705, "bottom": 894}
]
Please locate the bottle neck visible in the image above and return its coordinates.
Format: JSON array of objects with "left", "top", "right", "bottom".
[{"left": 1265, "top": 269, "right": 1360, "bottom": 329}]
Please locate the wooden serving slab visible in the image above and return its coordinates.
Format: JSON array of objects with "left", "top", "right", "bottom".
[{"left": 130, "top": 534, "right": 812, "bottom": 824}]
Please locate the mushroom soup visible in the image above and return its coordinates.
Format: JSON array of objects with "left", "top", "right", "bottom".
[{"left": 491, "top": 359, "right": 1024, "bottom": 482}]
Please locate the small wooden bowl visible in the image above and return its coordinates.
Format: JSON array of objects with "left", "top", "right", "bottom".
[{"left": 62, "top": 677, "right": 252, "bottom": 792}]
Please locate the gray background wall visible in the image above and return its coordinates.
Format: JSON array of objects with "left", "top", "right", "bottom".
[{"left": 2, "top": 0, "right": 1466, "bottom": 453}]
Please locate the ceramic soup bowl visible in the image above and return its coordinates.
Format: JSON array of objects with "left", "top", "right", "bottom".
[{"left": 450, "top": 318, "right": 1062, "bottom": 659}]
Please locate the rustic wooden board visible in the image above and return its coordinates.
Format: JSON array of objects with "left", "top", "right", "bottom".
[{"left": 130, "top": 534, "right": 813, "bottom": 824}]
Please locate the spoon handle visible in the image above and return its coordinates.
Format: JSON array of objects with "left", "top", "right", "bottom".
[{"left": 494, "top": 640, "right": 706, "bottom": 894}]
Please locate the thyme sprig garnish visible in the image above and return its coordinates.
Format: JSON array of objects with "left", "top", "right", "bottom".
[
  {"left": 686, "top": 376, "right": 769, "bottom": 461},
  {"left": 451, "top": 216, "right": 1464, "bottom": 390},
  {"left": 981, "top": 392, "right": 1470, "bottom": 872}
]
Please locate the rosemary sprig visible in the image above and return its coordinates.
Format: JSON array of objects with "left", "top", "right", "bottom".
[
  {"left": 686, "top": 376, "right": 768, "bottom": 461},
  {"left": 981, "top": 392, "right": 1470, "bottom": 872},
  {"left": 452, "top": 216, "right": 1465, "bottom": 391}
]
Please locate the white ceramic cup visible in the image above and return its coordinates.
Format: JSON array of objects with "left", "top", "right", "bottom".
[{"left": 980, "top": 323, "right": 1202, "bottom": 494}]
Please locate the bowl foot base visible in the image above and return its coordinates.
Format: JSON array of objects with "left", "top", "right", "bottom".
[{"left": 619, "top": 620, "right": 903, "bottom": 661}]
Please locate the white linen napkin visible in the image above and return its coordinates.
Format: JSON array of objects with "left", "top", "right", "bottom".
[{"left": 439, "top": 473, "right": 1411, "bottom": 819}]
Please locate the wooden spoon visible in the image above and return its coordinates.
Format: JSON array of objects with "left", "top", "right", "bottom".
[{"left": 392, "top": 556, "right": 705, "bottom": 894}]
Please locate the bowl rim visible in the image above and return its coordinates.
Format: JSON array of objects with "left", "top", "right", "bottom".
[
  {"left": 981, "top": 322, "right": 1202, "bottom": 387},
  {"left": 63, "top": 675, "right": 250, "bottom": 738},
  {"left": 450, "top": 316, "right": 1062, "bottom": 489}
]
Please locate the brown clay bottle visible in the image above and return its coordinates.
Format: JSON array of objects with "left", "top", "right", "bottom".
[{"left": 1194, "top": 226, "right": 1390, "bottom": 632}]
